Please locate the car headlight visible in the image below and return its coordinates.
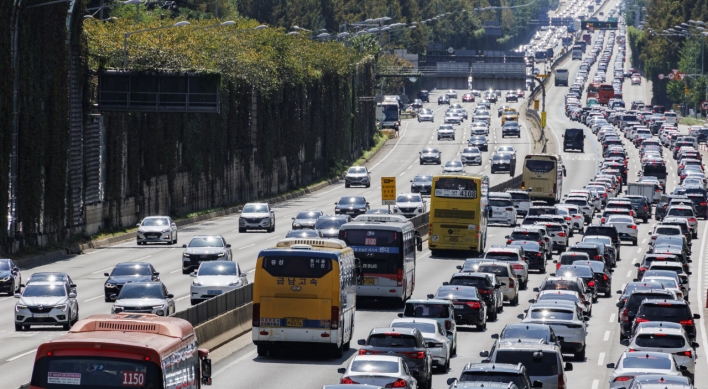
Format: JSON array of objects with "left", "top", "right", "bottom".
[
  {"left": 183, "top": 252, "right": 190, "bottom": 258},
  {"left": 217, "top": 252, "right": 225, "bottom": 257},
  {"left": 112, "top": 306, "right": 123, "bottom": 313},
  {"left": 153, "top": 305, "right": 166, "bottom": 310},
  {"left": 55, "top": 304, "right": 67, "bottom": 311},
  {"left": 15, "top": 304, "right": 27, "bottom": 312},
  {"left": 229, "top": 280, "right": 242, "bottom": 287},
  {"left": 193, "top": 280, "right": 201, "bottom": 286},
  {"left": 162, "top": 228, "right": 170, "bottom": 233},
  {"left": 0, "top": 277, "right": 10, "bottom": 282},
  {"left": 293, "top": 223, "right": 300, "bottom": 227},
  {"left": 105, "top": 283, "right": 116, "bottom": 288},
  {"left": 137, "top": 228, "right": 145, "bottom": 233}
]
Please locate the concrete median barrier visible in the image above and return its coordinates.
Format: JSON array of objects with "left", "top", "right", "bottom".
[{"left": 195, "top": 302, "right": 254, "bottom": 351}]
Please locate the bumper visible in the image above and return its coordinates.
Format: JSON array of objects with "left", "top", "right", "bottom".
[
  {"left": 335, "top": 210, "right": 366, "bottom": 217},
  {"left": 560, "top": 340, "right": 585, "bottom": 353},
  {"left": 239, "top": 218, "right": 272, "bottom": 229},
  {"left": 253, "top": 327, "right": 341, "bottom": 346},
  {"left": 489, "top": 216, "right": 515, "bottom": 224},
  {"left": 345, "top": 178, "right": 371, "bottom": 186},
  {"left": 420, "top": 158, "right": 440, "bottom": 164},
  {"left": 15, "top": 308, "right": 69, "bottom": 326},
  {"left": 136, "top": 232, "right": 172, "bottom": 243},
  {"left": 455, "top": 312, "right": 485, "bottom": 326},
  {"left": 502, "top": 131, "right": 521, "bottom": 137},
  {"left": 502, "top": 288, "right": 516, "bottom": 301},
  {"left": 462, "top": 158, "right": 482, "bottom": 165},
  {"left": 104, "top": 285, "right": 122, "bottom": 300},
  {"left": 617, "top": 232, "right": 638, "bottom": 241},
  {"left": 0, "top": 281, "right": 15, "bottom": 293},
  {"left": 113, "top": 306, "right": 168, "bottom": 316},
  {"left": 552, "top": 242, "right": 567, "bottom": 250},
  {"left": 357, "top": 284, "right": 404, "bottom": 298},
  {"left": 191, "top": 285, "right": 238, "bottom": 301},
  {"left": 527, "top": 257, "right": 545, "bottom": 270}
]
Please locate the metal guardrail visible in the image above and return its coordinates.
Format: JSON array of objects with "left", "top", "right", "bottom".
[
  {"left": 410, "top": 212, "right": 430, "bottom": 238},
  {"left": 490, "top": 175, "right": 523, "bottom": 192},
  {"left": 377, "top": 66, "right": 470, "bottom": 77},
  {"left": 171, "top": 283, "right": 253, "bottom": 327}
]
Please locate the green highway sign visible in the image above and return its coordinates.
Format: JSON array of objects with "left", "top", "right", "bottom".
[
  {"left": 581, "top": 21, "right": 618, "bottom": 30},
  {"left": 608, "top": 17, "right": 618, "bottom": 22}
]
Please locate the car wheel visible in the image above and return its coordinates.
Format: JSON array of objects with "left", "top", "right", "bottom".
[
  {"left": 63, "top": 314, "right": 72, "bottom": 331},
  {"left": 257, "top": 345, "right": 268, "bottom": 357},
  {"left": 239, "top": 228, "right": 246, "bottom": 233},
  {"left": 365, "top": 183, "right": 370, "bottom": 188},
  {"left": 14, "top": 323, "right": 23, "bottom": 332},
  {"left": 190, "top": 299, "right": 200, "bottom": 305},
  {"left": 477, "top": 319, "right": 487, "bottom": 331},
  {"left": 574, "top": 346, "right": 586, "bottom": 361},
  {"left": 632, "top": 239, "right": 637, "bottom": 246},
  {"left": 345, "top": 183, "right": 350, "bottom": 188},
  {"left": 511, "top": 294, "right": 519, "bottom": 306},
  {"left": 331, "top": 342, "right": 344, "bottom": 359},
  {"left": 488, "top": 307, "right": 497, "bottom": 321}
]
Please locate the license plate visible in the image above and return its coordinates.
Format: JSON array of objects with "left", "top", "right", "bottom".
[
  {"left": 286, "top": 318, "right": 303, "bottom": 327},
  {"left": 33, "top": 314, "right": 49, "bottom": 318},
  {"left": 445, "top": 236, "right": 459, "bottom": 242},
  {"left": 453, "top": 305, "right": 464, "bottom": 309},
  {"left": 363, "top": 277, "right": 376, "bottom": 285},
  {"left": 207, "top": 290, "right": 222, "bottom": 295}
]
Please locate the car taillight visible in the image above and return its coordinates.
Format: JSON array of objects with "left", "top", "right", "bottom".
[
  {"left": 601, "top": 218, "right": 605, "bottom": 223},
  {"left": 588, "top": 281, "right": 595, "bottom": 287},
  {"left": 386, "top": 379, "right": 408, "bottom": 388},
  {"left": 635, "top": 317, "right": 650, "bottom": 323},
  {"left": 341, "top": 377, "right": 359, "bottom": 384},
  {"left": 639, "top": 267, "right": 647, "bottom": 272},
  {"left": 602, "top": 274, "right": 608, "bottom": 281},
  {"left": 404, "top": 351, "right": 425, "bottom": 359},
  {"left": 651, "top": 236, "right": 656, "bottom": 239},
  {"left": 688, "top": 217, "right": 697, "bottom": 223},
  {"left": 538, "top": 240, "right": 543, "bottom": 245},
  {"left": 479, "top": 289, "right": 493, "bottom": 295},
  {"left": 556, "top": 263, "right": 561, "bottom": 270},
  {"left": 701, "top": 202, "right": 707, "bottom": 206},
  {"left": 629, "top": 211, "right": 633, "bottom": 216},
  {"left": 397, "top": 268, "right": 403, "bottom": 287},
  {"left": 676, "top": 350, "right": 692, "bottom": 358},
  {"left": 621, "top": 308, "right": 629, "bottom": 323},
  {"left": 536, "top": 252, "right": 543, "bottom": 257},
  {"left": 594, "top": 255, "right": 602, "bottom": 260},
  {"left": 252, "top": 303, "right": 261, "bottom": 327},
  {"left": 513, "top": 264, "right": 524, "bottom": 270},
  {"left": 467, "top": 301, "right": 482, "bottom": 309},
  {"left": 509, "top": 278, "right": 515, "bottom": 288},
  {"left": 680, "top": 319, "right": 694, "bottom": 326},
  {"left": 630, "top": 225, "right": 637, "bottom": 229},
  {"left": 614, "top": 376, "right": 635, "bottom": 382},
  {"left": 331, "top": 306, "right": 339, "bottom": 329},
  {"left": 603, "top": 193, "right": 607, "bottom": 197},
  {"left": 445, "top": 320, "right": 452, "bottom": 331},
  {"left": 565, "top": 216, "right": 571, "bottom": 221},
  {"left": 507, "top": 239, "right": 512, "bottom": 244},
  {"left": 628, "top": 349, "right": 636, "bottom": 352},
  {"left": 558, "top": 232, "right": 567, "bottom": 237},
  {"left": 558, "top": 374, "right": 565, "bottom": 389}
]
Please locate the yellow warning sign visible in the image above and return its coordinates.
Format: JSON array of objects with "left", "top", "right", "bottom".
[
  {"left": 534, "top": 100, "right": 540, "bottom": 110},
  {"left": 541, "top": 111, "right": 547, "bottom": 128},
  {"left": 381, "top": 177, "right": 396, "bottom": 205}
]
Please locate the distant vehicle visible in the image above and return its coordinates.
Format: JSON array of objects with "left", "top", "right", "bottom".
[
  {"left": 563, "top": 128, "right": 585, "bottom": 152},
  {"left": 555, "top": 68, "right": 569, "bottom": 86},
  {"left": 136, "top": 216, "right": 177, "bottom": 245}
]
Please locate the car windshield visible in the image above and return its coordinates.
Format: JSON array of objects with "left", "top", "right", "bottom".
[
  {"left": 583, "top": 237, "right": 611, "bottom": 245},
  {"left": 668, "top": 209, "right": 694, "bottom": 217},
  {"left": 463, "top": 148, "right": 480, "bottom": 154},
  {"left": 295, "top": 212, "right": 320, "bottom": 219},
  {"left": 391, "top": 322, "right": 437, "bottom": 334},
  {"left": 404, "top": 303, "right": 450, "bottom": 318},
  {"left": 493, "top": 154, "right": 511, "bottom": 162},
  {"left": 422, "top": 148, "right": 439, "bottom": 153},
  {"left": 198, "top": 262, "right": 237, "bottom": 276},
  {"left": 654, "top": 236, "right": 684, "bottom": 246},
  {"left": 28, "top": 273, "right": 65, "bottom": 283},
  {"left": 350, "top": 361, "right": 399, "bottom": 374},
  {"left": 490, "top": 199, "right": 513, "bottom": 207},
  {"left": 413, "top": 176, "right": 432, "bottom": 183},
  {"left": 339, "top": 197, "right": 366, "bottom": 205},
  {"left": 542, "top": 280, "right": 578, "bottom": 291},
  {"left": 643, "top": 278, "right": 678, "bottom": 288},
  {"left": 459, "top": 372, "right": 525, "bottom": 388},
  {"left": 367, "top": 334, "right": 417, "bottom": 348},
  {"left": 525, "top": 160, "right": 555, "bottom": 173},
  {"left": 397, "top": 195, "right": 422, "bottom": 203},
  {"left": 348, "top": 167, "right": 367, "bottom": 174},
  {"left": 478, "top": 265, "right": 510, "bottom": 277},
  {"left": 22, "top": 284, "right": 66, "bottom": 297},
  {"left": 445, "top": 161, "right": 462, "bottom": 167},
  {"left": 111, "top": 265, "right": 152, "bottom": 276},
  {"left": 621, "top": 355, "right": 672, "bottom": 369},
  {"left": 242, "top": 204, "right": 268, "bottom": 213},
  {"left": 117, "top": 284, "right": 164, "bottom": 299},
  {"left": 471, "top": 136, "right": 486, "bottom": 141},
  {"left": 0, "top": 261, "right": 11, "bottom": 271},
  {"left": 450, "top": 277, "right": 489, "bottom": 288},
  {"left": 502, "top": 325, "right": 550, "bottom": 340},
  {"left": 608, "top": 216, "right": 633, "bottom": 224},
  {"left": 315, "top": 218, "right": 348, "bottom": 229},
  {"left": 557, "top": 266, "right": 593, "bottom": 278},
  {"left": 141, "top": 218, "right": 169, "bottom": 227},
  {"left": 634, "top": 334, "right": 686, "bottom": 348},
  {"left": 188, "top": 237, "right": 224, "bottom": 248}
]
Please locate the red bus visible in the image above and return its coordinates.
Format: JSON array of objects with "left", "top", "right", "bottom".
[
  {"left": 586, "top": 82, "right": 600, "bottom": 99},
  {"left": 29, "top": 314, "right": 213, "bottom": 389},
  {"left": 597, "top": 83, "right": 615, "bottom": 105}
]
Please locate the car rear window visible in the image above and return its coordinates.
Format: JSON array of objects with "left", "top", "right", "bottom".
[
  {"left": 529, "top": 308, "right": 575, "bottom": 320},
  {"left": 667, "top": 209, "right": 694, "bottom": 217},
  {"left": 391, "top": 322, "right": 437, "bottom": 334},
  {"left": 403, "top": 303, "right": 450, "bottom": 318},
  {"left": 493, "top": 350, "right": 559, "bottom": 376},
  {"left": 655, "top": 227, "right": 681, "bottom": 235},
  {"left": 541, "top": 280, "right": 579, "bottom": 292},
  {"left": 367, "top": 334, "right": 418, "bottom": 348},
  {"left": 450, "top": 277, "right": 490, "bottom": 288},
  {"left": 486, "top": 253, "right": 519, "bottom": 262},
  {"left": 567, "top": 247, "right": 599, "bottom": 257},
  {"left": 511, "top": 231, "right": 542, "bottom": 240},
  {"left": 584, "top": 226, "right": 618, "bottom": 237},
  {"left": 509, "top": 192, "right": 530, "bottom": 201},
  {"left": 459, "top": 372, "right": 526, "bottom": 388},
  {"left": 638, "top": 304, "right": 692, "bottom": 320},
  {"left": 490, "top": 199, "right": 514, "bottom": 207},
  {"left": 350, "top": 360, "right": 399, "bottom": 373},
  {"left": 478, "top": 265, "right": 510, "bottom": 277},
  {"left": 634, "top": 334, "right": 685, "bottom": 348},
  {"left": 622, "top": 355, "right": 672, "bottom": 369},
  {"left": 626, "top": 293, "right": 673, "bottom": 312}
]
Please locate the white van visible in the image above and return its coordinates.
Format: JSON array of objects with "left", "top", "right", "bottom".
[{"left": 663, "top": 111, "right": 678, "bottom": 125}]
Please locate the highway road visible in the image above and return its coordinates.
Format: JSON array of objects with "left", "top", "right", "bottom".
[{"left": 7, "top": 1, "right": 701, "bottom": 388}]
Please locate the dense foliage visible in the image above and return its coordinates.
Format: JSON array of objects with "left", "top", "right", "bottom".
[
  {"left": 629, "top": 0, "right": 708, "bottom": 108},
  {"left": 85, "top": 18, "right": 376, "bottom": 223},
  {"left": 237, "top": 0, "right": 553, "bottom": 53},
  {"left": 0, "top": 0, "right": 12, "bottom": 247}
]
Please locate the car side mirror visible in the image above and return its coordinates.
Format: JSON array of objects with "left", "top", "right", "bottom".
[
  {"left": 550, "top": 273, "right": 556, "bottom": 277},
  {"left": 136, "top": 223, "right": 141, "bottom": 227},
  {"left": 337, "top": 368, "right": 346, "bottom": 374},
  {"left": 491, "top": 333, "right": 499, "bottom": 339},
  {"left": 182, "top": 244, "right": 187, "bottom": 248},
  {"left": 583, "top": 316, "right": 590, "bottom": 321},
  {"left": 680, "top": 365, "right": 688, "bottom": 371},
  {"left": 634, "top": 263, "right": 639, "bottom": 267},
  {"left": 565, "top": 362, "right": 573, "bottom": 371},
  {"left": 397, "top": 313, "right": 403, "bottom": 318},
  {"left": 154, "top": 272, "right": 160, "bottom": 276},
  {"left": 357, "top": 339, "right": 366, "bottom": 346},
  {"left": 552, "top": 260, "right": 557, "bottom": 263},
  {"left": 533, "top": 287, "right": 540, "bottom": 292},
  {"left": 427, "top": 294, "right": 435, "bottom": 299},
  {"left": 14, "top": 293, "right": 20, "bottom": 298},
  {"left": 226, "top": 244, "right": 231, "bottom": 248},
  {"left": 12, "top": 267, "right": 19, "bottom": 272},
  {"left": 442, "top": 282, "right": 449, "bottom": 286},
  {"left": 620, "top": 339, "right": 630, "bottom": 346},
  {"left": 167, "top": 294, "right": 174, "bottom": 299},
  {"left": 70, "top": 284, "right": 77, "bottom": 288},
  {"left": 616, "top": 290, "right": 622, "bottom": 294},
  {"left": 110, "top": 294, "right": 117, "bottom": 299},
  {"left": 615, "top": 301, "right": 623, "bottom": 307},
  {"left": 104, "top": 273, "right": 110, "bottom": 277},
  {"left": 191, "top": 272, "right": 197, "bottom": 277},
  {"left": 480, "top": 350, "right": 490, "bottom": 358},
  {"left": 456, "top": 265, "right": 462, "bottom": 270},
  {"left": 334, "top": 202, "right": 338, "bottom": 205},
  {"left": 366, "top": 202, "right": 369, "bottom": 205},
  {"left": 694, "top": 314, "right": 701, "bottom": 319},
  {"left": 692, "top": 341, "right": 700, "bottom": 349},
  {"left": 532, "top": 381, "right": 544, "bottom": 388},
  {"left": 447, "top": 378, "right": 458, "bottom": 386}
]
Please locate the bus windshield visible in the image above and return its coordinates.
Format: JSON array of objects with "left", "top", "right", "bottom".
[
  {"left": 342, "top": 229, "right": 399, "bottom": 247},
  {"left": 434, "top": 178, "right": 478, "bottom": 198},
  {"left": 525, "top": 159, "right": 556, "bottom": 173}
]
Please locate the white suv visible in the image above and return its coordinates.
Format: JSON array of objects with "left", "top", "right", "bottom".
[
  {"left": 476, "top": 261, "right": 520, "bottom": 306},
  {"left": 506, "top": 190, "right": 531, "bottom": 217},
  {"left": 488, "top": 193, "right": 517, "bottom": 226}
]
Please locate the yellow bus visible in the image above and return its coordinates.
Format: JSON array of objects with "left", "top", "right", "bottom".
[
  {"left": 252, "top": 238, "right": 357, "bottom": 358},
  {"left": 428, "top": 173, "right": 489, "bottom": 256},
  {"left": 521, "top": 154, "right": 566, "bottom": 204}
]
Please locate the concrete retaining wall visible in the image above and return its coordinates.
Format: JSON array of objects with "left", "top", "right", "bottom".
[{"left": 195, "top": 303, "right": 253, "bottom": 352}]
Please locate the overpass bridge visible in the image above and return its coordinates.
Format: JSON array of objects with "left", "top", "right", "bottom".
[{"left": 376, "top": 62, "right": 528, "bottom": 91}]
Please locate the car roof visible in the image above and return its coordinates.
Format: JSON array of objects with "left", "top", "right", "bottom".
[
  {"left": 406, "top": 298, "right": 452, "bottom": 305},
  {"left": 390, "top": 318, "right": 441, "bottom": 328},
  {"left": 350, "top": 355, "right": 402, "bottom": 363},
  {"left": 494, "top": 341, "right": 560, "bottom": 352},
  {"left": 370, "top": 327, "right": 419, "bottom": 336}
]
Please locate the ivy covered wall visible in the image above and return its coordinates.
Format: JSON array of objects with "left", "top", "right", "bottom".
[{"left": 0, "top": 0, "right": 12, "bottom": 249}]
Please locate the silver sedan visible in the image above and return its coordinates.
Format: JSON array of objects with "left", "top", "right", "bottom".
[
  {"left": 338, "top": 355, "right": 418, "bottom": 388},
  {"left": 390, "top": 318, "right": 452, "bottom": 372},
  {"left": 607, "top": 351, "right": 685, "bottom": 389}
]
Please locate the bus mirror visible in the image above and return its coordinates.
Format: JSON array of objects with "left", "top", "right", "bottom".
[{"left": 201, "top": 358, "right": 212, "bottom": 385}]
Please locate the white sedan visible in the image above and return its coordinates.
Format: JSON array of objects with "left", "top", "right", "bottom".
[
  {"left": 390, "top": 318, "right": 451, "bottom": 372},
  {"left": 189, "top": 261, "right": 248, "bottom": 305}
]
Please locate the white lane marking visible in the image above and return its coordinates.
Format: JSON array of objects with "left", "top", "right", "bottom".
[
  {"left": 175, "top": 295, "right": 190, "bottom": 302},
  {"left": 632, "top": 257, "right": 637, "bottom": 264},
  {"left": 398, "top": 172, "right": 405, "bottom": 176},
  {"left": 238, "top": 244, "right": 255, "bottom": 250},
  {"left": 83, "top": 295, "right": 104, "bottom": 303},
  {"left": 7, "top": 349, "right": 36, "bottom": 362},
  {"left": 247, "top": 269, "right": 255, "bottom": 273},
  {"left": 609, "top": 313, "right": 616, "bottom": 322},
  {"left": 213, "top": 350, "right": 258, "bottom": 377},
  {"left": 603, "top": 331, "right": 610, "bottom": 341},
  {"left": 697, "top": 218, "right": 708, "bottom": 371},
  {"left": 598, "top": 352, "right": 605, "bottom": 366},
  {"left": 591, "top": 380, "right": 599, "bottom": 389},
  {"left": 641, "top": 238, "right": 647, "bottom": 244},
  {"left": 266, "top": 236, "right": 281, "bottom": 241},
  {"left": 131, "top": 255, "right": 153, "bottom": 262},
  {"left": 91, "top": 266, "right": 115, "bottom": 275},
  {"left": 170, "top": 268, "right": 182, "bottom": 274},
  {"left": 636, "top": 248, "right": 642, "bottom": 253},
  {"left": 318, "top": 185, "right": 344, "bottom": 195},
  {"left": 84, "top": 250, "right": 99, "bottom": 255},
  {"left": 626, "top": 270, "right": 631, "bottom": 278}
]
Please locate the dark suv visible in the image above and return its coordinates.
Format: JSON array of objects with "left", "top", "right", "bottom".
[
  {"left": 447, "top": 363, "right": 542, "bottom": 389},
  {"left": 624, "top": 195, "right": 651, "bottom": 222},
  {"left": 563, "top": 128, "right": 585, "bottom": 152},
  {"left": 358, "top": 327, "right": 433, "bottom": 388},
  {"left": 583, "top": 224, "right": 621, "bottom": 259},
  {"left": 618, "top": 290, "right": 675, "bottom": 339},
  {"left": 633, "top": 299, "right": 700, "bottom": 341},
  {"left": 431, "top": 285, "right": 487, "bottom": 330},
  {"left": 418, "top": 90, "right": 430, "bottom": 102},
  {"left": 447, "top": 273, "right": 503, "bottom": 320}
]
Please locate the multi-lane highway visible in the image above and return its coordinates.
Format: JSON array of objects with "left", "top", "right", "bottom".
[{"left": 7, "top": 1, "right": 705, "bottom": 388}]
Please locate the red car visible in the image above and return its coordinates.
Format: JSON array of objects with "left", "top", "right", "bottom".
[{"left": 462, "top": 93, "right": 475, "bottom": 102}]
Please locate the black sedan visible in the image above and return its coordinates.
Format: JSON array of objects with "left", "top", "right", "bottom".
[
  {"left": 410, "top": 174, "right": 433, "bottom": 195},
  {"left": 104, "top": 262, "right": 160, "bottom": 302},
  {"left": 0, "top": 259, "right": 21, "bottom": 295},
  {"left": 438, "top": 95, "right": 450, "bottom": 105},
  {"left": 431, "top": 285, "right": 487, "bottom": 330},
  {"left": 554, "top": 265, "right": 597, "bottom": 302},
  {"left": 508, "top": 241, "right": 545, "bottom": 272},
  {"left": 334, "top": 196, "right": 369, "bottom": 217},
  {"left": 468, "top": 136, "right": 488, "bottom": 151}
]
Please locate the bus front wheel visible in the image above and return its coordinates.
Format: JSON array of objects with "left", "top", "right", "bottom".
[{"left": 256, "top": 345, "right": 268, "bottom": 357}]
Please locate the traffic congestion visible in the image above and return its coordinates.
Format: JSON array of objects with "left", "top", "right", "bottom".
[{"left": 5, "top": 0, "right": 708, "bottom": 387}]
